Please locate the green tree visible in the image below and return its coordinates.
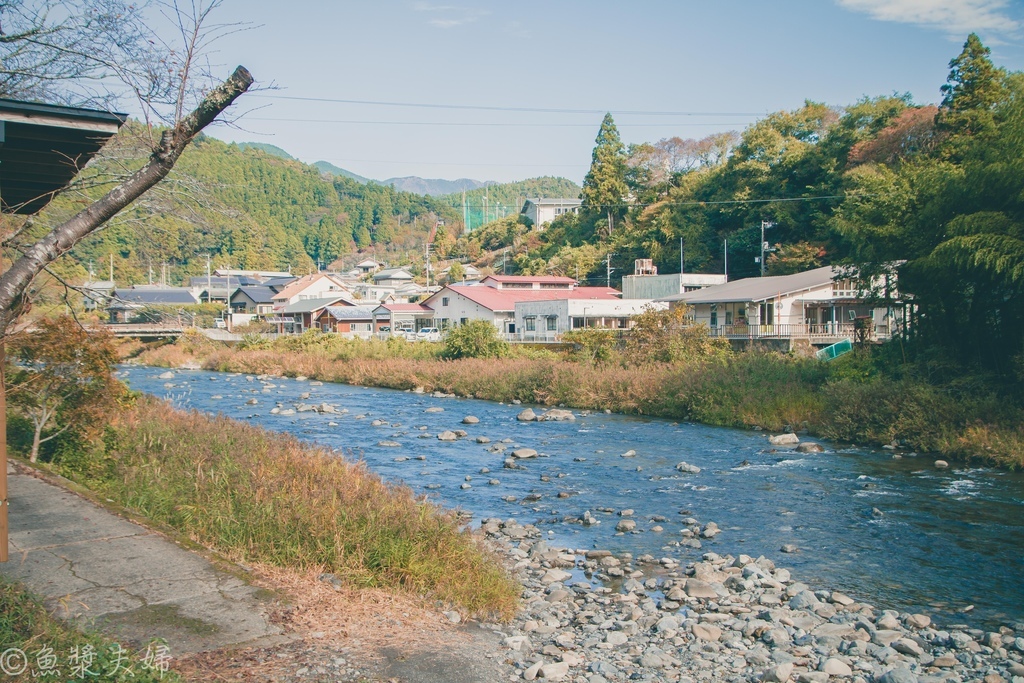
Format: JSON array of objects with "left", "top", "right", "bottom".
[
  {"left": 446, "top": 261, "right": 465, "bottom": 283},
  {"left": 624, "top": 306, "right": 730, "bottom": 365},
  {"left": 581, "top": 114, "right": 629, "bottom": 238},
  {"left": 6, "top": 318, "right": 125, "bottom": 462},
  {"left": 937, "top": 33, "right": 1006, "bottom": 152}
]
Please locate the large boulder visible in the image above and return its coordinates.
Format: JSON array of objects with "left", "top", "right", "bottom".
[
  {"left": 538, "top": 409, "right": 575, "bottom": 422},
  {"left": 517, "top": 408, "right": 537, "bottom": 422},
  {"left": 769, "top": 433, "right": 800, "bottom": 445},
  {"left": 511, "top": 448, "right": 538, "bottom": 459}
]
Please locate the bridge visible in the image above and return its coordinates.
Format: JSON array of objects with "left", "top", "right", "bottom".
[{"left": 100, "top": 323, "right": 185, "bottom": 340}]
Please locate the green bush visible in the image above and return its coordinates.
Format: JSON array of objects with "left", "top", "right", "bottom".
[{"left": 441, "top": 320, "right": 510, "bottom": 359}]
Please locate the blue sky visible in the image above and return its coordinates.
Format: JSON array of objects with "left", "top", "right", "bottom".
[{"left": 194, "top": 0, "right": 1024, "bottom": 184}]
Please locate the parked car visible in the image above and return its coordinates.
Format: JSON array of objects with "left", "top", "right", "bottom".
[
  {"left": 416, "top": 327, "right": 441, "bottom": 342},
  {"left": 213, "top": 318, "right": 227, "bottom": 329}
]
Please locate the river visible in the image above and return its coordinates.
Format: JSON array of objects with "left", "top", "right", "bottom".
[{"left": 122, "top": 366, "right": 1024, "bottom": 630}]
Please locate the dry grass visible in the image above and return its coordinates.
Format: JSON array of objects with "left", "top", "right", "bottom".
[{"left": 57, "top": 397, "right": 519, "bottom": 619}]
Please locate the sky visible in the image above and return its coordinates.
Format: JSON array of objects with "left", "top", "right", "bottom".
[{"left": 184, "top": 0, "right": 1024, "bottom": 185}]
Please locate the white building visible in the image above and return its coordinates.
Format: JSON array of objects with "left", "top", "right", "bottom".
[
  {"left": 621, "top": 272, "right": 728, "bottom": 300},
  {"left": 520, "top": 198, "right": 582, "bottom": 227},
  {"left": 422, "top": 281, "right": 620, "bottom": 335},
  {"left": 514, "top": 298, "right": 667, "bottom": 342},
  {"left": 271, "top": 272, "right": 353, "bottom": 308},
  {"left": 659, "top": 266, "right": 900, "bottom": 345}
]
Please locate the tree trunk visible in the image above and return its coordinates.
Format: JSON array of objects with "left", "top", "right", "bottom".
[
  {"left": 0, "top": 65, "right": 252, "bottom": 564},
  {"left": 0, "top": 65, "right": 253, "bottom": 337},
  {"left": 30, "top": 422, "right": 41, "bottom": 463}
]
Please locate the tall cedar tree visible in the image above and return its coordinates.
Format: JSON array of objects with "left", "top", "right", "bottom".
[
  {"left": 581, "top": 114, "right": 629, "bottom": 238},
  {"left": 936, "top": 33, "right": 1006, "bottom": 152}
]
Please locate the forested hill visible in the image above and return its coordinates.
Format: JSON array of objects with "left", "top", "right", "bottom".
[
  {"left": 31, "top": 135, "right": 580, "bottom": 286},
  {"left": 47, "top": 135, "right": 460, "bottom": 284}
]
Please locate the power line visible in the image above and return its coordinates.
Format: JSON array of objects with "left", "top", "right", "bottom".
[
  {"left": 247, "top": 117, "right": 747, "bottom": 128},
  {"left": 249, "top": 94, "right": 765, "bottom": 117}
]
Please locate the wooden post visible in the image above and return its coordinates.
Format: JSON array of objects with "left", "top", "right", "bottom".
[{"left": 1, "top": 341, "right": 8, "bottom": 563}]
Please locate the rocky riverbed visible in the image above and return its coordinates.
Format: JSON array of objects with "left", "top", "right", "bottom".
[{"left": 474, "top": 519, "right": 1024, "bottom": 683}]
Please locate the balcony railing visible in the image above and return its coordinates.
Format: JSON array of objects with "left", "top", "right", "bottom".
[{"left": 707, "top": 322, "right": 888, "bottom": 340}]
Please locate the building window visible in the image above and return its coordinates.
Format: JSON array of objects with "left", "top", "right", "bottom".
[
  {"left": 546, "top": 316, "right": 557, "bottom": 331},
  {"left": 571, "top": 317, "right": 585, "bottom": 329},
  {"left": 460, "top": 317, "right": 468, "bottom": 325},
  {"left": 710, "top": 304, "right": 718, "bottom": 327},
  {"left": 442, "top": 297, "right": 449, "bottom": 306},
  {"left": 524, "top": 317, "right": 536, "bottom": 332}
]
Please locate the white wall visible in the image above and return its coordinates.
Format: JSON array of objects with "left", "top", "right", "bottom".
[{"left": 428, "top": 289, "right": 510, "bottom": 331}]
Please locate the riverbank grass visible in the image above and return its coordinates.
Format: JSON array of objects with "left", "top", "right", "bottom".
[
  {"left": 0, "top": 577, "right": 179, "bottom": 682},
  {"left": 50, "top": 397, "right": 518, "bottom": 619}
]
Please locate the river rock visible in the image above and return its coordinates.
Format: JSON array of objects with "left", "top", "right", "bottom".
[
  {"left": 769, "top": 433, "right": 800, "bottom": 445},
  {"left": 796, "top": 442, "right": 824, "bottom": 453},
  {"left": 877, "top": 668, "right": 918, "bottom": 683},
  {"left": 318, "top": 403, "right": 336, "bottom": 413},
  {"left": 616, "top": 519, "right": 636, "bottom": 532},
  {"left": 764, "top": 662, "right": 794, "bottom": 682},
  {"left": 539, "top": 409, "right": 575, "bottom": 421},
  {"left": 691, "top": 623, "right": 722, "bottom": 641},
  {"left": 780, "top": 544, "right": 799, "bottom": 553},
  {"left": 437, "top": 431, "right": 458, "bottom": 441},
  {"left": 621, "top": 449, "right": 637, "bottom": 458},
  {"left": 892, "top": 637, "right": 925, "bottom": 656},
  {"left": 821, "top": 658, "right": 852, "bottom": 676},
  {"left": 462, "top": 416, "right": 479, "bottom": 424},
  {"left": 158, "top": 371, "right": 174, "bottom": 379},
  {"left": 517, "top": 408, "right": 537, "bottom": 422},
  {"left": 424, "top": 406, "right": 444, "bottom": 413},
  {"left": 512, "top": 448, "right": 538, "bottom": 459},
  {"left": 538, "top": 661, "right": 569, "bottom": 680},
  {"left": 377, "top": 441, "right": 401, "bottom": 447},
  {"left": 675, "top": 461, "right": 701, "bottom": 474},
  {"left": 934, "top": 460, "right": 949, "bottom": 468},
  {"left": 246, "top": 398, "right": 258, "bottom": 405},
  {"left": 684, "top": 579, "right": 719, "bottom": 599},
  {"left": 476, "top": 436, "right": 490, "bottom": 443}
]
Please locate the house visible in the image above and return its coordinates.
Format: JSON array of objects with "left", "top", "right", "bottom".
[
  {"left": 521, "top": 198, "right": 582, "bottom": 227},
  {"left": 230, "top": 286, "right": 276, "bottom": 314},
  {"left": 313, "top": 306, "right": 378, "bottom": 337},
  {"left": 514, "top": 299, "right": 667, "bottom": 342},
  {"left": 262, "top": 276, "right": 297, "bottom": 292},
  {"left": 271, "top": 296, "right": 352, "bottom": 334},
  {"left": 622, "top": 272, "right": 728, "bottom": 299},
  {"left": 441, "top": 263, "right": 482, "bottom": 282},
  {"left": 271, "top": 272, "right": 353, "bottom": 308},
  {"left": 81, "top": 280, "right": 116, "bottom": 311},
  {"left": 190, "top": 275, "right": 261, "bottom": 303},
  {"left": 657, "top": 266, "right": 900, "bottom": 348},
  {"left": 480, "top": 275, "right": 577, "bottom": 290},
  {"left": 371, "top": 303, "right": 435, "bottom": 335},
  {"left": 423, "top": 283, "right": 620, "bottom": 335},
  {"left": 372, "top": 267, "right": 415, "bottom": 285},
  {"left": 106, "top": 287, "right": 198, "bottom": 323},
  {"left": 354, "top": 258, "right": 383, "bottom": 275}
]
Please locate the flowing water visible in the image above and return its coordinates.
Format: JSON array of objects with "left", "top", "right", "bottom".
[{"left": 123, "top": 366, "right": 1024, "bottom": 629}]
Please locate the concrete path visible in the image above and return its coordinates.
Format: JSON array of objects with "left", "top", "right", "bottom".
[{"left": 0, "top": 463, "right": 284, "bottom": 655}]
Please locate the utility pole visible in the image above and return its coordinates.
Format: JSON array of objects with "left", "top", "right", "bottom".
[
  {"left": 724, "top": 239, "right": 728, "bottom": 280},
  {"left": 759, "top": 220, "right": 775, "bottom": 277},
  {"left": 207, "top": 254, "right": 212, "bottom": 304},
  {"left": 680, "top": 237, "right": 685, "bottom": 274},
  {"left": 109, "top": 254, "right": 114, "bottom": 282},
  {"left": 606, "top": 253, "right": 616, "bottom": 288},
  {"left": 462, "top": 190, "right": 468, "bottom": 232}
]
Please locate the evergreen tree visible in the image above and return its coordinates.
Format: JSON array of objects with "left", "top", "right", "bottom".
[
  {"left": 581, "top": 113, "right": 629, "bottom": 238},
  {"left": 937, "top": 33, "right": 1006, "bottom": 150}
]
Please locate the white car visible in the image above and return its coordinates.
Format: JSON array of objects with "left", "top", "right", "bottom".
[{"left": 416, "top": 327, "right": 441, "bottom": 342}]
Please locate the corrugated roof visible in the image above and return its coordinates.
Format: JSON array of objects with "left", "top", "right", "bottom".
[
  {"left": 483, "top": 275, "right": 577, "bottom": 285},
  {"left": 324, "top": 306, "right": 376, "bottom": 321},
  {"left": 280, "top": 296, "right": 352, "bottom": 314},
  {"left": 658, "top": 266, "right": 838, "bottom": 304},
  {"left": 374, "top": 267, "right": 414, "bottom": 280},
  {"left": 430, "top": 285, "right": 619, "bottom": 312},
  {"left": 376, "top": 303, "right": 434, "bottom": 312}
]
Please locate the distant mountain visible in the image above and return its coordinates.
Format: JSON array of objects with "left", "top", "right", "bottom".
[
  {"left": 234, "top": 142, "right": 295, "bottom": 160},
  {"left": 313, "top": 161, "right": 370, "bottom": 184},
  {"left": 382, "top": 176, "right": 495, "bottom": 196}
]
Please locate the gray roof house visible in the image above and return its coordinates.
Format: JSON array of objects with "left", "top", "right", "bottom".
[
  {"left": 657, "top": 266, "right": 902, "bottom": 348},
  {"left": 230, "top": 286, "right": 276, "bottom": 315},
  {"left": 373, "top": 267, "right": 415, "bottom": 284}
]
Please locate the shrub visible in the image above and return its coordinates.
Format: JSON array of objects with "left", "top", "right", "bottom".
[{"left": 441, "top": 320, "right": 510, "bottom": 359}]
